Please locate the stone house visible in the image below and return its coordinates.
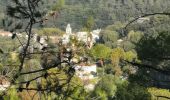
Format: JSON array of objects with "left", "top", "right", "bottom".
[{"left": 75, "top": 64, "right": 97, "bottom": 80}]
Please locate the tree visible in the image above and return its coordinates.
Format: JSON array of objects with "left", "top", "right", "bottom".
[
  {"left": 123, "top": 12, "right": 170, "bottom": 92},
  {"left": 115, "top": 82, "right": 151, "bottom": 100},
  {"left": 100, "top": 30, "right": 119, "bottom": 48},
  {"left": 84, "top": 15, "right": 95, "bottom": 31},
  {"left": 0, "top": 0, "right": 77, "bottom": 99},
  {"left": 52, "top": 0, "right": 65, "bottom": 11},
  {"left": 90, "top": 44, "right": 112, "bottom": 60},
  {"left": 124, "top": 13, "right": 170, "bottom": 34},
  {"left": 111, "top": 48, "right": 125, "bottom": 76},
  {"left": 111, "top": 48, "right": 138, "bottom": 76},
  {"left": 127, "top": 30, "right": 144, "bottom": 43},
  {"left": 91, "top": 75, "right": 117, "bottom": 100},
  {"left": 148, "top": 87, "right": 170, "bottom": 100},
  {"left": 127, "top": 31, "right": 170, "bottom": 89},
  {"left": 136, "top": 31, "right": 170, "bottom": 63}
]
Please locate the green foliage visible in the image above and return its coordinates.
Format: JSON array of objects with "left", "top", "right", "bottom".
[
  {"left": 115, "top": 82, "right": 151, "bottom": 100},
  {"left": 3, "top": 87, "right": 20, "bottom": 100},
  {"left": 128, "top": 30, "right": 144, "bottom": 43},
  {"left": 136, "top": 31, "right": 170, "bottom": 63},
  {"left": 34, "top": 0, "right": 170, "bottom": 29},
  {"left": 105, "top": 21, "right": 125, "bottom": 32},
  {"left": 36, "top": 28, "right": 65, "bottom": 36},
  {"left": 1, "top": 0, "right": 170, "bottom": 30},
  {"left": 117, "top": 30, "right": 143, "bottom": 51},
  {"left": 1, "top": 17, "right": 14, "bottom": 32},
  {"left": 100, "top": 30, "right": 119, "bottom": 48},
  {"left": 91, "top": 75, "right": 118, "bottom": 100},
  {"left": 105, "top": 64, "right": 115, "bottom": 75},
  {"left": 84, "top": 16, "right": 95, "bottom": 31},
  {"left": 124, "top": 51, "right": 137, "bottom": 62},
  {"left": 148, "top": 87, "right": 170, "bottom": 100},
  {"left": 52, "top": 0, "right": 65, "bottom": 11},
  {"left": 0, "top": 0, "right": 170, "bottom": 99},
  {"left": 131, "top": 31, "right": 170, "bottom": 91},
  {"left": 111, "top": 48, "right": 138, "bottom": 76},
  {"left": 111, "top": 47, "right": 125, "bottom": 66},
  {"left": 90, "top": 44, "right": 112, "bottom": 60},
  {"left": 120, "top": 40, "right": 135, "bottom": 51},
  {"left": 69, "top": 86, "right": 87, "bottom": 100},
  {"left": 111, "top": 48, "right": 126, "bottom": 76}
]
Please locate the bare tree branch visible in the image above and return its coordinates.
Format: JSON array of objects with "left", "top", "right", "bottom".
[
  {"left": 155, "top": 95, "right": 170, "bottom": 99},
  {"left": 125, "top": 60, "right": 170, "bottom": 75},
  {"left": 20, "top": 61, "right": 67, "bottom": 75},
  {"left": 124, "top": 12, "right": 170, "bottom": 32}
]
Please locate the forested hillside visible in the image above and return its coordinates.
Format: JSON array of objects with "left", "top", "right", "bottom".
[
  {"left": 1, "top": 0, "right": 170, "bottom": 30},
  {"left": 56, "top": 0, "right": 170, "bottom": 30}
]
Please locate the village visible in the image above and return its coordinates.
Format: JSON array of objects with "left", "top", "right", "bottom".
[
  {"left": 0, "top": 24, "right": 104, "bottom": 91},
  {"left": 0, "top": 17, "right": 151, "bottom": 91}
]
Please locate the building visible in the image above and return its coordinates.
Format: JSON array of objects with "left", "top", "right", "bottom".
[
  {"left": 0, "top": 30, "right": 12, "bottom": 37},
  {"left": 76, "top": 29, "right": 101, "bottom": 43},
  {"left": 75, "top": 64, "right": 97, "bottom": 80},
  {"left": 74, "top": 63, "right": 98, "bottom": 91},
  {"left": 62, "top": 24, "right": 73, "bottom": 44},
  {"left": 61, "top": 24, "right": 101, "bottom": 48}
]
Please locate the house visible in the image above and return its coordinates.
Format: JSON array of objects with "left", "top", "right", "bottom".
[
  {"left": 76, "top": 32, "right": 88, "bottom": 42},
  {"left": 74, "top": 63, "right": 98, "bottom": 91},
  {"left": 0, "top": 31, "right": 23, "bottom": 38},
  {"left": 75, "top": 64, "right": 97, "bottom": 80},
  {"left": 76, "top": 29, "right": 101, "bottom": 43},
  {"left": 61, "top": 24, "right": 101, "bottom": 48},
  {"left": 0, "top": 30, "right": 12, "bottom": 37}
]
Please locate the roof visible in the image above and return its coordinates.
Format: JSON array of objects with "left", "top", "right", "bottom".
[{"left": 0, "top": 30, "right": 12, "bottom": 36}]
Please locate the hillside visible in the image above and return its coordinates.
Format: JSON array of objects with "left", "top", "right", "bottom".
[
  {"left": 0, "top": 0, "right": 170, "bottom": 30},
  {"left": 0, "top": 0, "right": 170, "bottom": 100},
  {"left": 49, "top": 0, "right": 170, "bottom": 30}
]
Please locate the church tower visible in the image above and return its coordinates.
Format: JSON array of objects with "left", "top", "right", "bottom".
[{"left": 66, "top": 24, "right": 72, "bottom": 35}]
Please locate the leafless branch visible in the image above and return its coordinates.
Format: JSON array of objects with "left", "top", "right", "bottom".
[
  {"left": 124, "top": 12, "right": 170, "bottom": 34},
  {"left": 155, "top": 95, "right": 170, "bottom": 99},
  {"left": 125, "top": 60, "right": 170, "bottom": 75},
  {"left": 20, "top": 61, "right": 67, "bottom": 75}
]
